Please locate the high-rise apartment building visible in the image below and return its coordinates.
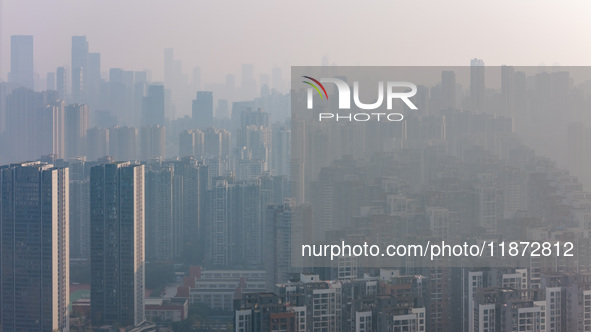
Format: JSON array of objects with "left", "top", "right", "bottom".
[
  {"left": 179, "top": 129, "right": 205, "bottom": 158},
  {"left": 109, "top": 126, "right": 138, "bottom": 161},
  {"left": 0, "top": 162, "right": 70, "bottom": 331},
  {"left": 90, "top": 162, "right": 145, "bottom": 327},
  {"left": 68, "top": 157, "right": 90, "bottom": 260},
  {"left": 169, "top": 157, "right": 208, "bottom": 262},
  {"left": 139, "top": 125, "right": 166, "bottom": 161},
  {"left": 86, "top": 127, "right": 110, "bottom": 161},
  {"left": 40, "top": 99, "right": 66, "bottom": 159},
  {"left": 145, "top": 163, "right": 182, "bottom": 260},
  {"left": 65, "top": 104, "right": 89, "bottom": 158},
  {"left": 209, "top": 179, "right": 262, "bottom": 268}
]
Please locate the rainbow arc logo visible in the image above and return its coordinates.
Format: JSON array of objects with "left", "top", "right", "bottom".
[{"left": 302, "top": 76, "right": 328, "bottom": 100}]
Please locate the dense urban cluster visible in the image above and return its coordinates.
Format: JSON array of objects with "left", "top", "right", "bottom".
[{"left": 1, "top": 35, "right": 591, "bottom": 332}]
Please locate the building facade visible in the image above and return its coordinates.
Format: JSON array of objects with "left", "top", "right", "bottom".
[
  {"left": 0, "top": 162, "right": 70, "bottom": 331},
  {"left": 90, "top": 162, "right": 145, "bottom": 327}
]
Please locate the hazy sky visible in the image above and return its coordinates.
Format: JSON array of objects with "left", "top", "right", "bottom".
[{"left": 1, "top": 0, "right": 591, "bottom": 84}]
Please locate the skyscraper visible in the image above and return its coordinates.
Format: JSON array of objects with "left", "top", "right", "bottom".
[
  {"left": 71, "top": 67, "right": 84, "bottom": 103},
  {"left": 0, "top": 162, "right": 70, "bottom": 332},
  {"left": 71, "top": 36, "right": 88, "bottom": 103},
  {"left": 90, "top": 162, "right": 145, "bottom": 327},
  {"left": 163, "top": 48, "right": 174, "bottom": 88},
  {"left": 501, "top": 65, "right": 516, "bottom": 118},
  {"left": 87, "top": 52, "right": 101, "bottom": 106},
  {"left": 237, "top": 120, "right": 271, "bottom": 175},
  {"left": 108, "top": 68, "right": 136, "bottom": 126},
  {"left": 86, "top": 127, "right": 109, "bottom": 161},
  {"left": 9, "top": 35, "right": 34, "bottom": 90},
  {"left": 208, "top": 179, "right": 263, "bottom": 268},
  {"left": 56, "top": 66, "right": 68, "bottom": 100},
  {"left": 179, "top": 130, "right": 196, "bottom": 158},
  {"left": 170, "top": 157, "right": 208, "bottom": 262},
  {"left": 203, "top": 127, "right": 231, "bottom": 157},
  {"left": 264, "top": 200, "right": 296, "bottom": 289},
  {"left": 65, "top": 104, "right": 89, "bottom": 158},
  {"left": 47, "top": 72, "right": 56, "bottom": 91},
  {"left": 272, "top": 126, "right": 290, "bottom": 177},
  {"left": 179, "top": 129, "right": 204, "bottom": 158},
  {"left": 192, "top": 91, "right": 213, "bottom": 128},
  {"left": 145, "top": 163, "right": 182, "bottom": 260},
  {"left": 6, "top": 89, "right": 60, "bottom": 161},
  {"left": 68, "top": 157, "right": 90, "bottom": 260},
  {"left": 87, "top": 53, "right": 101, "bottom": 84},
  {"left": 140, "top": 125, "right": 166, "bottom": 161},
  {"left": 38, "top": 99, "right": 67, "bottom": 159},
  {"left": 216, "top": 99, "right": 230, "bottom": 119},
  {"left": 142, "top": 84, "right": 165, "bottom": 126},
  {"left": 476, "top": 173, "right": 499, "bottom": 233},
  {"left": 470, "top": 58, "right": 485, "bottom": 111},
  {"left": 210, "top": 179, "right": 232, "bottom": 267},
  {"left": 441, "top": 70, "right": 456, "bottom": 110},
  {"left": 71, "top": 36, "right": 89, "bottom": 71},
  {"left": 0, "top": 83, "right": 11, "bottom": 140},
  {"left": 109, "top": 126, "right": 138, "bottom": 161}
]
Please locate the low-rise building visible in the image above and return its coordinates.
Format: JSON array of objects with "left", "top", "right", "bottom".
[{"left": 145, "top": 298, "right": 189, "bottom": 322}]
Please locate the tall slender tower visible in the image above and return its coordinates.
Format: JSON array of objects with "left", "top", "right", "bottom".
[
  {"left": 441, "top": 70, "right": 456, "bottom": 110},
  {"left": 90, "top": 162, "right": 145, "bottom": 328},
  {"left": 56, "top": 66, "right": 68, "bottom": 100},
  {"left": 65, "top": 104, "right": 89, "bottom": 158},
  {"left": 145, "top": 163, "right": 176, "bottom": 261},
  {"left": 470, "top": 58, "right": 486, "bottom": 112},
  {"left": 0, "top": 162, "right": 70, "bottom": 332},
  {"left": 9, "top": 35, "right": 34, "bottom": 90},
  {"left": 71, "top": 36, "right": 89, "bottom": 103}
]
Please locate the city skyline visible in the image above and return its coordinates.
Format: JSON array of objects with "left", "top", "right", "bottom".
[
  {"left": 1, "top": 63, "right": 591, "bottom": 330},
  {"left": 2, "top": 0, "right": 591, "bottom": 86},
  {"left": 3, "top": 2, "right": 591, "bottom": 329}
]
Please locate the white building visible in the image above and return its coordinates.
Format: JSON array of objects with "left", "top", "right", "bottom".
[{"left": 392, "top": 307, "right": 426, "bottom": 332}]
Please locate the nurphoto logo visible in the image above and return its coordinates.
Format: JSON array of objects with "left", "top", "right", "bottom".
[{"left": 303, "top": 76, "right": 418, "bottom": 121}]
